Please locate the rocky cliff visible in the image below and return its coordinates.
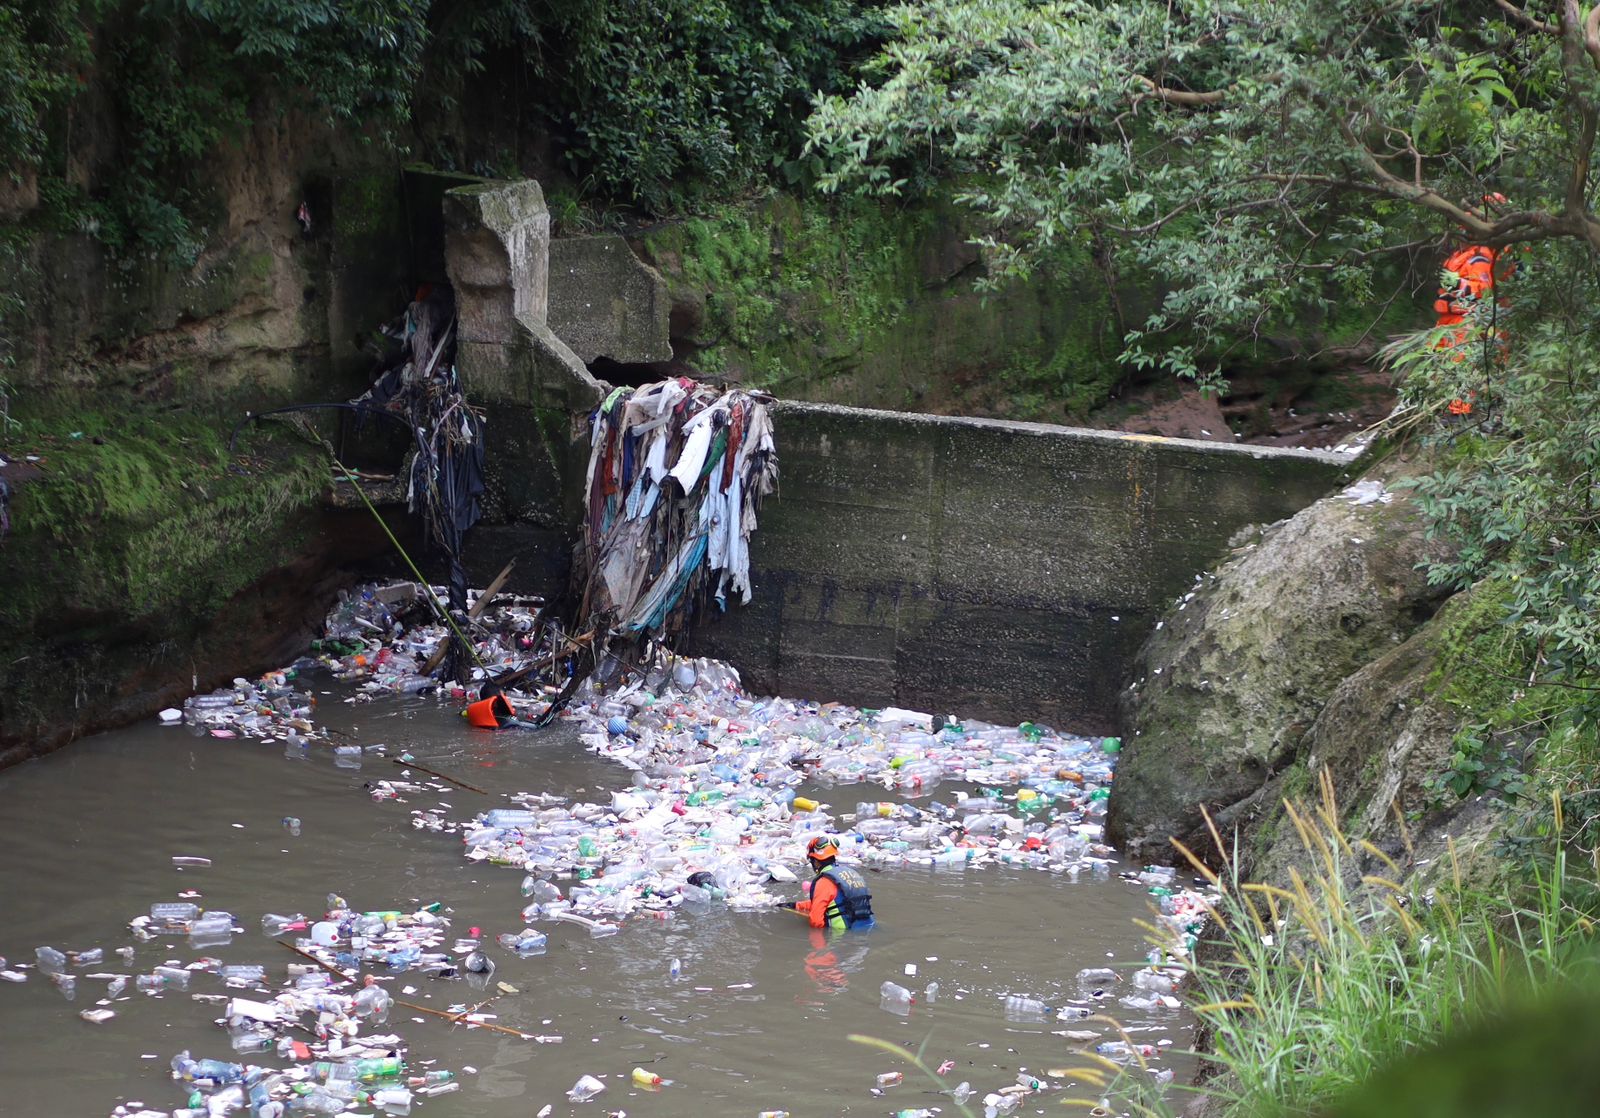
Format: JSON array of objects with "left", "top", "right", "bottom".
[{"left": 1107, "top": 452, "right": 1475, "bottom": 872}]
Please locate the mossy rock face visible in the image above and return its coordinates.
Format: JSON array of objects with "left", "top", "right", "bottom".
[
  {"left": 1108, "top": 456, "right": 1457, "bottom": 863},
  {"left": 0, "top": 403, "right": 370, "bottom": 765},
  {"left": 1246, "top": 600, "right": 1501, "bottom": 890},
  {"left": 638, "top": 194, "right": 1130, "bottom": 421}
]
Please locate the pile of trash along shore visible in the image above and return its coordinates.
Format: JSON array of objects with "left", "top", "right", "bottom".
[{"left": 77, "top": 579, "right": 1216, "bottom": 1115}]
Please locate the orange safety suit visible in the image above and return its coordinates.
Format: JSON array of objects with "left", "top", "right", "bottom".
[
  {"left": 465, "top": 694, "right": 514, "bottom": 729},
  {"left": 794, "top": 873, "right": 841, "bottom": 930},
  {"left": 1434, "top": 245, "right": 1502, "bottom": 327},
  {"left": 1433, "top": 244, "right": 1515, "bottom": 411}
]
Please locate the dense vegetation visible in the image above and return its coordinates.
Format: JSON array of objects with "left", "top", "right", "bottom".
[
  {"left": 0, "top": 0, "right": 880, "bottom": 260},
  {"left": 807, "top": 3, "right": 1600, "bottom": 1113},
  {"left": 6, "top": 3, "right": 1600, "bottom": 1110},
  {"left": 810, "top": 0, "right": 1600, "bottom": 801}
]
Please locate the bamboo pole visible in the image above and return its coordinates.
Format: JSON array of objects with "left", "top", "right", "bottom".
[
  {"left": 390, "top": 756, "right": 488, "bottom": 795},
  {"left": 423, "top": 558, "right": 516, "bottom": 676}
]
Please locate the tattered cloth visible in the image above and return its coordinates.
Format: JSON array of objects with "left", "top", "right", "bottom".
[{"left": 576, "top": 379, "right": 778, "bottom": 640}]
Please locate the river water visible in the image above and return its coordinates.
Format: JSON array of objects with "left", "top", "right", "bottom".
[{"left": 0, "top": 679, "right": 1189, "bottom": 1116}]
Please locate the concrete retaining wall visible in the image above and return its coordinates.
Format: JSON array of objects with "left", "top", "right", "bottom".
[
  {"left": 689, "top": 403, "right": 1350, "bottom": 732},
  {"left": 437, "top": 175, "right": 1352, "bottom": 732}
]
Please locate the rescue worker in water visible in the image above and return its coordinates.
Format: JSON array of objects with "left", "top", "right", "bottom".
[
  {"left": 790, "top": 836, "right": 875, "bottom": 931},
  {"left": 463, "top": 680, "right": 517, "bottom": 729}
]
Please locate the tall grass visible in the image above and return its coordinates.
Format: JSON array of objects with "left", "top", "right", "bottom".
[
  {"left": 1152, "top": 769, "right": 1600, "bottom": 1116},
  {"left": 853, "top": 769, "right": 1600, "bottom": 1118}
]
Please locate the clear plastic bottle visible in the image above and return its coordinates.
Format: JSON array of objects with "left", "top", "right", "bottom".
[
  {"left": 923, "top": 980, "right": 939, "bottom": 1003},
  {"left": 879, "top": 981, "right": 915, "bottom": 1013},
  {"left": 171, "top": 1050, "right": 244, "bottom": 1084},
  {"left": 189, "top": 911, "right": 235, "bottom": 939},
  {"left": 288, "top": 1086, "right": 346, "bottom": 1114},
  {"left": 34, "top": 946, "right": 66, "bottom": 972},
  {"left": 496, "top": 930, "right": 547, "bottom": 956},
  {"left": 141, "top": 965, "right": 192, "bottom": 991},
  {"left": 365, "top": 1086, "right": 412, "bottom": 1114},
  {"left": 1133, "top": 968, "right": 1177, "bottom": 994},
  {"left": 249, "top": 1077, "right": 284, "bottom": 1118},
  {"left": 1003, "top": 994, "right": 1053, "bottom": 1021},
  {"left": 353, "top": 984, "right": 392, "bottom": 1017},
  {"left": 260, "top": 914, "right": 307, "bottom": 940}
]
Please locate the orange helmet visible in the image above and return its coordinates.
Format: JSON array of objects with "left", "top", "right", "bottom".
[{"left": 807, "top": 836, "right": 839, "bottom": 861}]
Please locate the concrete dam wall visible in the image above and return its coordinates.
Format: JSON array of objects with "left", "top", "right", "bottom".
[
  {"left": 686, "top": 405, "right": 1346, "bottom": 731},
  {"left": 449, "top": 179, "right": 1352, "bottom": 732}
]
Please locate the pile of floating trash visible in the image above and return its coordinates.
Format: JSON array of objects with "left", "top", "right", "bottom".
[
  {"left": 138, "top": 579, "right": 1217, "bottom": 1112},
  {"left": 15, "top": 892, "right": 510, "bottom": 1118}
]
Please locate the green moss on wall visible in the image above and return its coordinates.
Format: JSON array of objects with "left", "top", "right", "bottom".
[
  {"left": 641, "top": 193, "right": 1126, "bottom": 421},
  {"left": 335, "top": 170, "right": 403, "bottom": 243},
  {"left": 0, "top": 405, "right": 328, "bottom": 637}
]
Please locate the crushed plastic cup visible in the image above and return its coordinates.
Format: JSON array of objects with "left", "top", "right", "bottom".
[{"left": 567, "top": 1074, "right": 606, "bottom": 1102}]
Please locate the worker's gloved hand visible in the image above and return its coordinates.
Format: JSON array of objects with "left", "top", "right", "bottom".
[{"left": 774, "top": 901, "right": 798, "bottom": 910}]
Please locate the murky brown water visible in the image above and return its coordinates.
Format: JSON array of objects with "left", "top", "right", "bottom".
[{"left": 0, "top": 680, "right": 1190, "bottom": 1116}]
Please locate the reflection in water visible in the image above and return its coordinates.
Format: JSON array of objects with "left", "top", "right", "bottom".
[
  {"left": 0, "top": 682, "right": 1190, "bottom": 1115},
  {"left": 801, "top": 926, "right": 874, "bottom": 1003}
]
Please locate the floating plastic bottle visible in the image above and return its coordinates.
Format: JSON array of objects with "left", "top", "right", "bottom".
[
  {"left": 1133, "top": 968, "right": 1178, "bottom": 994},
  {"left": 171, "top": 1050, "right": 244, "bottom": 1084},
  {"left": 365, "top": 1086, "right": 412, "bottom": 1114},
  {"left": 1003, "top": 994, "right": 1053, "bottom": 1021},
  {"left": 138, "top": 965, "right": 191, "bottom": 992},
  {"left": 879, "top": 981, "right": 915, "bottom": 1015}
]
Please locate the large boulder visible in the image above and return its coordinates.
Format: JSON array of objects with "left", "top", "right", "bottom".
[
  {"left": 1244, "top": 593, "right": 1501, "bottom": 886},
  {"left": 1108, "top": 461, "right": 1455, "bottom": 863}
]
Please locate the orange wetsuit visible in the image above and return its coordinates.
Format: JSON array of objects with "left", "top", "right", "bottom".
[{"left": 795, "top": 874, "right": 841, "bottom": 929}]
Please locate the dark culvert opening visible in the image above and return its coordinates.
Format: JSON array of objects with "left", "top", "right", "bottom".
[{"left": 589, "top": 354, "right": 723, "bottom": 389}]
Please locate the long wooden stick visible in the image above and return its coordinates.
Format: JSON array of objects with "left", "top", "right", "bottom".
[
  {"left": 279, "top": 940, "right": 356, "bottom": 985},
  {"left": 423, "top": 559, "right": 516, "bottom": 675},
  {"left": 390, "top": 756, "right": 488, "bottom": 795},
  {"left": 393, "top": 998, "right": 552, "bottom": 1041},
  {"left": 276, "top": 941, "right": 553, "bottom": 1041}
]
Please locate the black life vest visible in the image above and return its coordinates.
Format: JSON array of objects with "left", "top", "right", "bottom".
[{"left": 816, "top": 864, "right": 875, "bottom": 929}]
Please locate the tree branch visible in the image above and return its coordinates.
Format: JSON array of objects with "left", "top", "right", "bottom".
[
  {"left": 1133, "top": 75, "right": 1226, "bottom": 107},
  {"left": 1336, "top": 116, "right": 1500, "bottom": 234},
  {"left": 1559, "top": 2, "right": 1600, "bottom": 251},
  {"left": 1495, "top": 0, "right": 1558, "bottom": 34}
]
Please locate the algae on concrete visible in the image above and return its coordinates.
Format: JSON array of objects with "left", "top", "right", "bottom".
[
  {"left": 639, "top": 193, "right": 1126, "bottom": 421},
  {"left": 0, "top": 405, "right": 333, "bottom": 764}
]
